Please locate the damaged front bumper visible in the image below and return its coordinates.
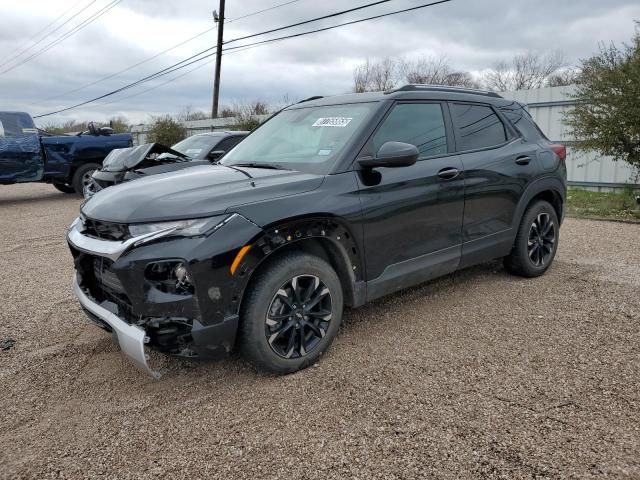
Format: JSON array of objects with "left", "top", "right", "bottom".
[
  {"left": 67, "top": 213, "right": 262, "bottom": 378},
  {"left": 73, "top": 276, "right": 160, "bottom": 379}
]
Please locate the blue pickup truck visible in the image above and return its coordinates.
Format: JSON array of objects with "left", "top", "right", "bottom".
[{"left": 0, "top": 111, "right": 133, "bottom": 194}]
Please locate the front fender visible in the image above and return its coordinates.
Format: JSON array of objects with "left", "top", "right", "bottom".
[{"left": 234, "top": 216, "right": 365, "bottom": 311}]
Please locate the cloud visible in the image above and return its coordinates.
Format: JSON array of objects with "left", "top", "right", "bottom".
[{"left": 0, "top": 0, "right": 638, "bottom": 125}]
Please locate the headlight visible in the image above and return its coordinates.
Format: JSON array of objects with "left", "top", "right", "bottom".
[{"left": 129, "top": 214, "right": 231, "bottom": 238}]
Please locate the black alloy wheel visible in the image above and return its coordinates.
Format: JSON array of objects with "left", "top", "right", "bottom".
[
  {"left": 527, "top": 212, "right": 555, "bottom": 267},
  {"left": 266, "top": 275, "right": 333, "bottom": 359},
  {"left": 504, "top": 199, "right": 560, "bottom": 278},
  {"left": 239, "top": 251, "right": 343, "bottom": 374}
]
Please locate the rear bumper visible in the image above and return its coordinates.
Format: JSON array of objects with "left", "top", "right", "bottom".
[{"left": 73, "top": 275, "right": 161, "bottom": 379}]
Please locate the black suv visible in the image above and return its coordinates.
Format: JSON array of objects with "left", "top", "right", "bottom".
[{"left": 67, "top": 85, "right": 567, "bottom": 377}]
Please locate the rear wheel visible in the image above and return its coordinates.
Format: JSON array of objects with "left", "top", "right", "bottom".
[
  {"left": 71, "top": 163, "right": 101, "bottom": 195},
  {"left": 504, "top": 200, "right": 559, "bottom": 277},
  {"left": 53, "top": 182, "right": 75, "bottom": 194},
  {"left": 239, "top": 252, "right": 343, "bottom": 374}
]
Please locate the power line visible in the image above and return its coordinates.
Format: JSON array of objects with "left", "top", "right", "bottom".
[
  {"left": 101, "top": 58, "right": 215, "bottom": 106},
  {"left": 33, "top": 0, "right": 452, "bottom": 118},
  {"left": 223, "top": 0, "right": 397, "bottom": 45},
  {"left": 34, "top": 49, "right": 216, "bottom": 118},
  {"left": 0, "top": 0, "right": 87, "bottom": 65},
  {"left": 0, "top": 0, "right": 98, "bottom": 70},
  {"left": 226, "top": 0, "right": 303, "bottom": 23},
  {"left": 39, "top": 0, "right": 389, "bottom": 104},
  {"left": 44, "top": 0, "right": 307, "bottom": 102},
  {"left": 0, "top": 0, "right": 122, "bottom": 75},
  {"left": 43, "top": 25, "right": 215, "bottom": 101},
  {"left": 223, "top": 0, "right": 452, "bottom": 53}
]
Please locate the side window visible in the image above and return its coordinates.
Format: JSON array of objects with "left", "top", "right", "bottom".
[
  {"left": 215, "top": 136, "right": 243, "bottom": 153},
  {"left": 372, "top": 103, "right": 447, "bottom": 160},
  {"left": 450, "top": 103, "right": 507, "bottom": 151},
  {"left": 500, "top": 104, "right": 548, "bottom": 141}
]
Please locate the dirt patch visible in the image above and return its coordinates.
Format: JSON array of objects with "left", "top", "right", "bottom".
[{"left": 1, "top": 183, "right": 639, "bottom": 479}]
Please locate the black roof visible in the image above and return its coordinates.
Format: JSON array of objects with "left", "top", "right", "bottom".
[{"left": 288, "top": 84, "right": 510, "bottom": 109}]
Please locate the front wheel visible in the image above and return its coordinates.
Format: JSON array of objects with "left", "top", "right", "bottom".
[
  {"left": 239, "top": 252, "right": 344, "bottom": 374},
  {"left": 504, "top": 200, "right": 560, "bottom": 277},
  {"left": 53, "top": 182, "right": 75, "bottom": 194},
  {"left": 71, "top": 163, "right": 101, "bottom": 195}
]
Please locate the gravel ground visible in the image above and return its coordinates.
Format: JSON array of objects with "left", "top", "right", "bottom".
[{"left": 1, "top": 183, "right": 639, "bottom": 480}]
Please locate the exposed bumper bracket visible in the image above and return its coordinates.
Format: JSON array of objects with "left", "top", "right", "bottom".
[{"left": 73, "top": 276, "right": 161, "bottom": 379}]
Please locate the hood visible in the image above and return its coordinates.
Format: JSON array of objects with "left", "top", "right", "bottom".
[
  {"left": 81, "top": 164, "right": 325, "bottom": 224},
  {"left": 101, "top": 143, "right": 188, "bottom": 172}
]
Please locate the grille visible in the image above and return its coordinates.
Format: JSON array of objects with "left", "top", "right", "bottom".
[
  {"left": 93, "top": 257, "right": 125, "bottom": 294},
  {"left": 83, "top": 217, "right": 130, "bottom": 241},
  {"left": 80, "top": 254, "right": 135, "bottom": 322}
]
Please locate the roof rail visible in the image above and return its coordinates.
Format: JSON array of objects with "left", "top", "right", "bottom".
[
  {"left": 297, "top": 96, "right": 324, "bottom": 104},
  {"left": 385, "top": 84, "right": 503, "bottom": 98}
]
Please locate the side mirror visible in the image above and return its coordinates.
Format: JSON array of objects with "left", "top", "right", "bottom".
[
  {"left": 208, "top": 150, "right": 226, "bottom": 160},
  {"left": 99, "top": 127, "right": 114, "bottom": 136},
  {"left": 358, "top": 141, "right": 419, "bottom": 169}
]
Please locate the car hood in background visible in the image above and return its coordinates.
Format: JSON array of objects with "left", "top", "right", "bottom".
[
  {"left": 101, "top": 143, "right": 188, "bottom": 172},
  {"left": 81, "top": 164, "right": 325, "bottom": 224}
]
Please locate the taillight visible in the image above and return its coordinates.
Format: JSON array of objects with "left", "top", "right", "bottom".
[{"left": 549, "top": 144, "right": 566, "bottom": 161}]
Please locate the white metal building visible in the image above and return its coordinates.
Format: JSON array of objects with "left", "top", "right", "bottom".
[{"left": 503, "top": 86, "right": 638, "bottom": 191}]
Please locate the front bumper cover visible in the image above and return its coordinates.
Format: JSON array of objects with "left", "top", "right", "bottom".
[{"left": 73, "top": 276, "right": 161, "bottom": 379}]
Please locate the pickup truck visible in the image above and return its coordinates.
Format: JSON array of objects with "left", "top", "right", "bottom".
[{"left": 0, "top": 111, "right": 133, "bottom": 194}]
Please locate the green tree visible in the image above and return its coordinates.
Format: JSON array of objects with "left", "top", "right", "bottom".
[
  {"left": 565, "top": 25, "right": 640, "bottom": 175},
  {"left": 146, "top": 115, "right": 186, "bottom": 145}
]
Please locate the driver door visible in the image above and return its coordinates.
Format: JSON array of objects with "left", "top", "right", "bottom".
[
  {"left": 355, "top": 102, "right": 465, "bottom": 300},
  {"left": 0, "top": 112, "right": 44, "bottom": 183}
]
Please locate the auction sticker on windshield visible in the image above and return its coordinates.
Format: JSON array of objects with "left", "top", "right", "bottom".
[{"left": 312, "top": 117, "right": 352, "bottom": 127}]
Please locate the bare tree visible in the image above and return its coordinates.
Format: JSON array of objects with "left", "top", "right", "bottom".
[
  {"left": 178, "top": 105, "right": 209, "bottom": 121},
  {"left": 353, "top": 57, "right": 397, "bottom": 92},
  {"left": 547, "top": 68, "right": 580, "bottom": 87},
  {"left": 442, "top": 71, "right": 480, "bottom": 88},
  {"left": 399, "top": 56, "right": 450, "bottom": 84},
  {"left": 353, "top": 58, "right": 373, "bottom": 93},
  {"left": 370, "top": 57, "right": 397, "bottom": 91},
  {"left": 354, "top": 56, "right": 478, "bottom": 92},
  {"left": 399, "top": 56, "right": 480, "bottom": 88},
  {"left": 484, "top": 51, "right": 567, "bottom": 91}
]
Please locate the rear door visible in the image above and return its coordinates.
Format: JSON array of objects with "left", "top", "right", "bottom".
[
  {"left": 449, "top": 102, "right": 540, "bottom": 267},
  {"left": 0, "top": 112, "right": 44, "bottom": 183},
  {"left": 356, "top": 101, "right": 465, "bottom": 300}
]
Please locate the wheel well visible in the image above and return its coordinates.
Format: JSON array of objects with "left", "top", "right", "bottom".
[
  {"left": 529, "top": 189, "right": 563, "bottom": 221},
  {"left": 243, "top": 237, "right": 358, "bottom": 308}
]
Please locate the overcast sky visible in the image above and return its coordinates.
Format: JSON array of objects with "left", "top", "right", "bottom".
[{"left": 0, "top": 0, "right": 638, "bottom": 126}]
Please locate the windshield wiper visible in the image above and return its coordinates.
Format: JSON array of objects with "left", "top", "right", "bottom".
[
  {"left": 232, "top": 162, "right": 290, "bottom": 171},
  {"left": 223, "top": 164, "right": 253, "bottom": 179}
]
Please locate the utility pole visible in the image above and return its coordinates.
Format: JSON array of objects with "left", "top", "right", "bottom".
[{"left": 211, "top": 0, "right": 225, "bottom": 118}]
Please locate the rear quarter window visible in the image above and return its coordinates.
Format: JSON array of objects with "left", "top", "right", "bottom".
[
  {"left": 0, "top": 112, "right": 36, "bottom": 137},
  {"left": 499, "top": 104, "right": 548, "bottom": 141},
  {"left": 450, "top": 103, "right": 507, "bottom": 151}
]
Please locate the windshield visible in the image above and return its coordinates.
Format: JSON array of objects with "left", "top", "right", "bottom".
[
  {"left": 172, "top": 135, "right": 224, "bottom": 159},
  {"left": 221, "top": 103, "right": 376, "bottom": 174}
]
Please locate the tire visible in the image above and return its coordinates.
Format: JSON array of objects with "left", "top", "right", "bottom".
[
  {"left": 239, "top": 251, "right": 344, "bottom": 374},
  {"left": 53, "top": 182, "right": 75, "bottom": 194},
  {"left": 71, "top": 163, "right": 101, "bottom": 195},
  {"left": 504, "top": 200, "right": 560, "bottom": 277}
]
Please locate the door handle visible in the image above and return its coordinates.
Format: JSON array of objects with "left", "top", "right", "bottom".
[
  {"left": 515, "top": 155, "right": 532, "bottom": 165},
  {"left": 437, "top": 167, "right": 460, "bottom": 180}
]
